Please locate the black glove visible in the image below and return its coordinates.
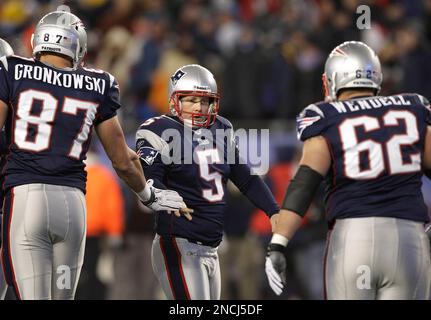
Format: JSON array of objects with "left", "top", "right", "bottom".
[{"left": 265, "top": 243, "right": 286, "bottom": 295}]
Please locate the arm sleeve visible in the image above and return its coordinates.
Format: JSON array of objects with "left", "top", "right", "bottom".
[
  {"left": 95, "top": 74, "right": 121, "bottom": 125},
  {"left": 230, "top": 147, "right": 279, "bottom": 217}
]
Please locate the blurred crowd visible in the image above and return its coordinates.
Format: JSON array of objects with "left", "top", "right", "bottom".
[
  {"left": 2, "top": 0, "right": 431, "bottom": 300},
  {"left": 3, "top": 0, "right": 431, "bottom": 127}
]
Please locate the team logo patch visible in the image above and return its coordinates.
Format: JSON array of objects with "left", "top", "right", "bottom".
[
  {"left": 296, "top": 115, "right": 321, "bottom": 139},
  {"left": 171, "top": 69, "right": 186, "bottom": 85},
  {"left": 137, "top": 146, "right": 159, "bottom": 166}
]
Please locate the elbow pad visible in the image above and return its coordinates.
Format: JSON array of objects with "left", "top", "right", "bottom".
[{"left": 281, "top": 165, "right": 323, "bottom": 217}]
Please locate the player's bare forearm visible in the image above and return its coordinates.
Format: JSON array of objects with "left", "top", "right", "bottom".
[
  {"left": 423, "top": 126, "right": 431, "bottom": 170},
  {"left": 299, "top": 136, "right": 331, "bottom": 176},
  {"left": 271, "top": 209, "right": 303, "bottom": 240},
  {"left": 96, "top": 116, "right": 146, "bottom": 193},
  {"left": 273, "top": 136, "right": 330, "bottom": 240},
  {"left": 113, "top": 148, "right": 146, "bottom": 193},
  {"left": 0, "top": 100, "right": 8, "bottom": 129},
  {"left": 129, "top": 147, "right": 147, "bottom": 181}
]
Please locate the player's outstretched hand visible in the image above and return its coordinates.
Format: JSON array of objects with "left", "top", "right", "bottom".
[
  {"left": 265, "top": 244, "right": 286, "bottom": 296},
  {"left": 142, "top": 179, "right": 192, "bottom": 214}
]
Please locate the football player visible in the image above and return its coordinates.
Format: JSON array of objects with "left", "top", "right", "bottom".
[
  {"left": 136, "top": 64, "right": 280, "bottom": 300},
  {"left": 0, "top": 11, "right": 189, "bottom": 300},
  {"left": 0, "top": 38, "right": 14, "bottom": 300},
  {"left": 265, "top": 41, "right": 431, "bottom": 299}
]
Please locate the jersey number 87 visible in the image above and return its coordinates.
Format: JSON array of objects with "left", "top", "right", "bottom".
[{"left": 15, "top": 89, "right": 98, "bottom": 159}]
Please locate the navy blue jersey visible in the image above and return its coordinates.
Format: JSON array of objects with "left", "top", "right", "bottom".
[
  {"left": 0, "top": 55, "right": 121, "bottom": 192},
  {"left": 297, "top": 94, "right": 431, "bottom": 224},
  {"left": 136, "top": 115, "right": 279, "bottom": 246}
]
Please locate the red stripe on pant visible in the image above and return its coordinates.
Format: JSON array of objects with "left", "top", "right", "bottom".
[
  {"left": 173, "top": 238, "right": 191, "bottom": 299},
  {"left": 159, "top": 236, "right": 191, "bottom": 300},
  {"left": 2, "top": 188, "right": 21, "bottom": 299}
]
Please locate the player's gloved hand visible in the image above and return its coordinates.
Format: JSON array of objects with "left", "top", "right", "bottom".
[
  {"left": 265, "top": 243, "right": 287, "bottom": 296},
  {"left": 140, "top": 180, "right": 194, "bottom": 219}
]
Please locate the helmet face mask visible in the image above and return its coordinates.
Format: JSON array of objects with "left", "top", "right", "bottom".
[
  {"left": 322, "top": 41, "right": 383, "bottom": 101},
  {"left": 170, "top": 91, "right": 219, "bottom": 127},
  {"left": 32, "top": 11, "right": 87, "bottom": 69},
  {"left": 168, "top": 64, "right": 220, "bottom": 128}
]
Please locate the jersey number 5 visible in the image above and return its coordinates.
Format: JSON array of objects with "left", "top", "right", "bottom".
[
  {"left": 196, "top": 148, "right": 224, "bottom": 202},
  {"left": 339, "top": 110, "right": 420, "bottom": 179},
  {"left": 15, "top": 89, "right": 98, "bottom": 159}
]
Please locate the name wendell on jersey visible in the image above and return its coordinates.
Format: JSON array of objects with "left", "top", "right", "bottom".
[
  {"left": 298, "top": 94, "right": 415, "bottom": 139},
  {"left": 10, "top": 60, "right": 106, "bottom": 94}
]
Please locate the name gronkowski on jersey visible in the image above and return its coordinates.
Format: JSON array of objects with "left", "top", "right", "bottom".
[
  {"left": 0, "top": 55, "right": 121, "bottom": 192},
  {"left": 297, "top": 94, "right": 431, "bottom": 224},
  {"left": 136, "top": 115, "right": 278, "bottom": 246}
]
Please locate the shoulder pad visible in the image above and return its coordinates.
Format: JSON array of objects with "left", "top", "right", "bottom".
[
  {"left": 136, "top": 116, "right": 180, "bottom": 157},
  {"left": 215, "top": 115, "right": 234, "bottom": 129},
  {"left": 82, "top": 66, "right": 105, "bottom": 74},
  {"left": 297, "top": 103, "right": 326, "bottom": 141},
  {"left": 104, "top": 71, "right": 116, "bottom": 89},
  {"left": 416, "top": 94, "right": 430, "bottom": 108},
  {"left": 0, "top": 56, "right": 8, "bottom": 71},
  {"left": 0, "top": 55, "right": 28, "bottom": 71}
]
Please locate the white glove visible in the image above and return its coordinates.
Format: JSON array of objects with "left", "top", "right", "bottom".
[
  {"left": 265, "top": 245, "right": 286, "bottom": 296},
  {"left": 426, "top": 225, "right": 431, "bottom": 256},
  {"left": 140, "top": 179, "right": 186, "bottom": 212}
]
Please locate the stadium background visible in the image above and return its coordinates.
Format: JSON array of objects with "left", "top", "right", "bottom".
[{"left": 1, "top": 0, "right": 431, "bottom": 300}]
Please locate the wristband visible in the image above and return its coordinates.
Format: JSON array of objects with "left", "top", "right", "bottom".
[
  {"left": 271, "top": 233, "right": 289, "bottom": 247},
  {"left": 136, "top": 183, "right": 152, "bottom": 203}
]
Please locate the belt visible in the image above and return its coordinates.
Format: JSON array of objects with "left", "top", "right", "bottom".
[
  {"left": 159, "top": 234, "right": 220, "bottom": 248},
  {"left": 187, "top": 238, "right": 220, "bottom": 248}
]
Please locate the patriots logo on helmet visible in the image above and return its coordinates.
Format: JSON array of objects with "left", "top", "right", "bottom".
[
  {"left": 171, "top": 69, "right": 186, "bottom": 85},
  {"left": 137, "top": 146, "right": 159, "bottom": 166}
]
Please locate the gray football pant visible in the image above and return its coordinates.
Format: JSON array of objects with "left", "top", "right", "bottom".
[
  {"left": 1, "top": 184, "right": 86, "bottom": 300},
  {"left": 0, "top": 254, "right": 6, "bottom": 300},
  {"left": 0, "top": 214, "right": 7, "bottom": 300},
  {"left": 152, "top": 234, "right": 221, "bottom": 300},
  {"left": 325, "top": 217, "right": 431, "bottom": 300}
]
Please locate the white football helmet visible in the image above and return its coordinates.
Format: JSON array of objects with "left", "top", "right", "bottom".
[
  {"left": 322, "top": 41, "right": 382, "bottom": 101},
  {"left": 168, "top": 64, "right": 220, "bottom": 127},
  {"left": 31, "top": 11, "right": 87, "bottom": 69},
  {"left": 0, "top": 38, "right": 14, "bottom": 57}
]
